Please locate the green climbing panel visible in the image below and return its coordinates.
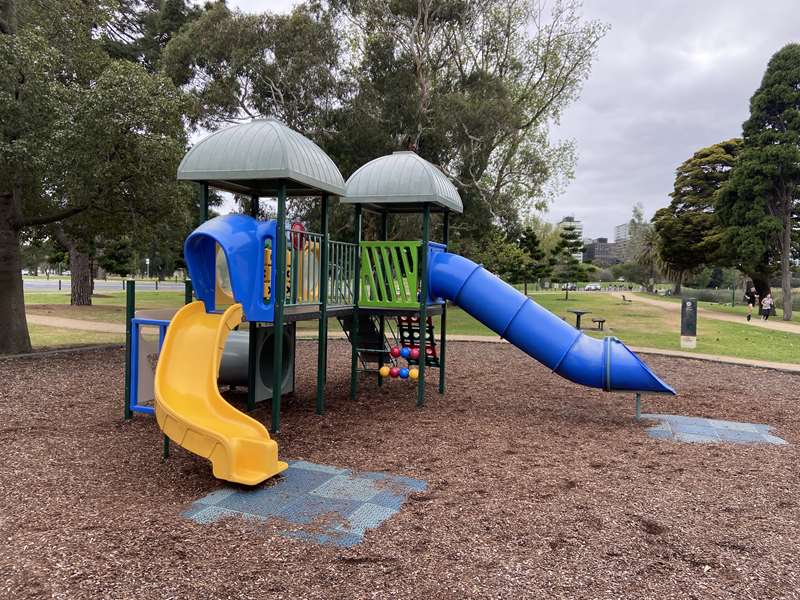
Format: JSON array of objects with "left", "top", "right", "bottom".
[{"left": 359, "top": 241, "right": 421, "bottom": 308}]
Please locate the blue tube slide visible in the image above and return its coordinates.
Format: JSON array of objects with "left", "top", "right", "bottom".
[{"left": 428, "top": 252, "right": 675, "bottom": 394}]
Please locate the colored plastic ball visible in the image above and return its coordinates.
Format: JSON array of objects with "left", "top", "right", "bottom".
[
  {"left": 399, "top": 367, "right": 410, "bottom": 379},
  {"left": 400, "top": 347, "right": 411, "bottom": 359},
  {"left": 389, "top": 367, "right": 400, "bottom": 378},
  {"left": 409, "top": 368, "right": 419, "bottom": 380},
  {"left": 409, "top": 347, "right": 420, "bottom": 360},
  {"left": 390, "top": 346, "right": 401, "bottom": 358},
  {"left": 379, "top": 366, "right": 390, "bottom": 378}
]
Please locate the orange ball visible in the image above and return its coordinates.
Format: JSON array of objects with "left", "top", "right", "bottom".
[
  {"left": 409, "top": 368, "right": 419, "bottom": 380},
  {"left": 379, "top": 366, "right": 390, "bottom": 377}
]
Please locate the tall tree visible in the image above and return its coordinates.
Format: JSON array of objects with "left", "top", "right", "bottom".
[
  {"left": 517, "top": 226, "right": 553, "bottom": 293},
  {"left": 552, "top": 224, "right": 586, "bottom": 298},
  {"left": 716, "top": 44, "right": 800, "bottom": 319},
  {"left": 653, "top": 139, "right": 741, "bottom": 293},
  {"left": 0, "top": 0, "right": 190, "bottom": 353}
]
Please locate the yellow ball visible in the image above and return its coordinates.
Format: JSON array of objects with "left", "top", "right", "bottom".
[
  {"left": 409, "top": 368, "right": 419, "bottom": 380},
  {"left": 379, "top": 366, "right": 391, "bottom": 378}
]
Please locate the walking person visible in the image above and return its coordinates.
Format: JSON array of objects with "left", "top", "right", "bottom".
[
  {"left": 761, "top": 293, "right": 774, "bottom": 321},
  {"left": 744, "top": 286, "right": 759, "bottom": 322}
]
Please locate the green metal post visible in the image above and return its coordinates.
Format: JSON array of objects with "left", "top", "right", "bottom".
[
  {"left": 635, "top": 392, "right": 641, "bottom": 421},
  {"left": 439, "top": 210, "right": 449, "bottom": 395},
  {"left": 378, "top": 211, "right": 388, "bottom": 387},
  {"left": 199, "top": 183, "right": 209, "bottom": 225},
  {"left": 349, "top": 205, "right": 363, "bottom": 401},
  {"left": 247, "top": 194, "right": 260, "bottom": 411},
  {"left": 417, "top": 204, "right": 430, "bottom": 407},
  {"left": 731, "top": 287, "right": 735, "bottom": 307},
  {"left": 123, "top": 280, "right": 136, "bottom": 419},
  {"left": 316, "top": 194, "right": 330, "bottom": 415},
  {"left": 184, "top": 279, "right": 193, "bottom": 304},
  {"left": 163, "top": 434, "right": 170, "bottom": 460},
  {"left": 271, "top": 183, "right": 287, "bottom": 433}
]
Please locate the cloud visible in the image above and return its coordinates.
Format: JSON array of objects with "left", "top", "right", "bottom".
[{"left": 550, "top": 0, "right": 799, "bottom": 238}]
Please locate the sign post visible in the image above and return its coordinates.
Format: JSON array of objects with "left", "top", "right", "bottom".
[{"left": 681, "top": 297, "right": 697, "bottom": 349}]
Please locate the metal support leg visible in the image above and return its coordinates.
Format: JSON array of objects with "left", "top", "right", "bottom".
[
  {"left": 635, "top": 393, "right": 641, "bottom": 421},
  {"left": 349, "top": 205, "right": 363, "bottom": 401},
  {"left": 316, "top": 194, "right": 329, "bottom": 415},
  {"left": 162, "top": 434, "right": 170, "bottom": 460},
  {"left": 417, "top": 204, "right": 430, "bottom": 407},
  {"left": 271, "top": 183, "right": 287, "bottom": 433},
  {"left": 439, "top": 210, "right": 449, "bottom": 395}
]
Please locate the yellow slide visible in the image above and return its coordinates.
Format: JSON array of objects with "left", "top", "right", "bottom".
[{"left": 154, "top": 301, "right": 287, "bottom": 485}]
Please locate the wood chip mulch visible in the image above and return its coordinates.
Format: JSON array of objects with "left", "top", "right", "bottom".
[{"left": 1, "top": 341, "right": 799, "bottom": 599}]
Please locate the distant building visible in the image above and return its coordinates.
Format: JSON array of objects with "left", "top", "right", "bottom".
[
  {"left": 583, "top": 237, "right": 621, "bottom": 267},
  {"left": 558, "top": 216, "right": 584, "bottom": 261},
  {"left": 614, "top": 221, "right": 647, "bottom": 262}
]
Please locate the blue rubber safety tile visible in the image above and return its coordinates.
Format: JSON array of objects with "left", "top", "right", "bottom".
[
  {"left": 716, "top": 429, "right": 769, "bottom": 443},
  {"left": 674, "top": 431, "right": 720, "bottom": 443},
  {"left": 184, "top": 460, "right": 427, "bottom": 547},
  {"left": 216, "top": 487, "right": 295, "bottom": 518},
  {"left": 290, "top": 460, "right": 349, "bottom": 476},
  {"left": 195, "top": 487, "right": 237, "bottom": 506},
  {"left": 368, "top": 489, "right": 407, "bottom": 510},
  {"left": 706, "top": 419, "right": 759, "bottom": 433},
  {"left": 275, "top": 494, "right": 361, "bottom": 525},
  {"left": 311, "top": 474, "right": 383, "bottom": 502},
  {"left": 644, "top": 414, "right": 788, "bottom": 445},
  {"left": 336, "top": 503, "right": 397, "bottom": 535}
]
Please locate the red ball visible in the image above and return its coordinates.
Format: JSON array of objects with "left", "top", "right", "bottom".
[
  {"left": 409, "top": 347, "right": 420, "bottom": 360},
  {"left": 389, "top": 367, "right": 400, "bottom": 378},
  {"left": 390, "top": 346, "right": 401, "bottom": 358}
]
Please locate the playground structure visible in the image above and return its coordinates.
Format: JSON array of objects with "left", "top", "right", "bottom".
[{"left": 124, "top": 118, "right": 674, "bottom": 486}]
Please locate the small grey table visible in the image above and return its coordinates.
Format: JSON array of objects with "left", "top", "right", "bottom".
[{"left": 568, "top": 309, "right": 590, "bottom": 330}]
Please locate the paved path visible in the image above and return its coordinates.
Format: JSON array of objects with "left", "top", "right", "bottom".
[
  {"left": 26, "top": 314, "right": 125, "bottom": 334},
  {"left": 614, "top": 292, "right": 800, "bottom": 334}
]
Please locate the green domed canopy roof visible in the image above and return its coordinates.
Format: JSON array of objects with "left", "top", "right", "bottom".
[
  {"left": 342, "top": 151, "right": 463, "bottom": 213},
  {"left": 177, "top": 118, "right": 345, "bottom": 196}
]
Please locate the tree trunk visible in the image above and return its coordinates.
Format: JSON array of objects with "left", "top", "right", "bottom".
[
  {"left": 781, "top": 215, "right": 793, "bottom": 321},
  {"left": 0, "top": 191, "right": 32, "bottom": 354},
  {"left": 69, "top": 245, "right": 93, "bottom": 306},
  {"left": 750, "top": 274, "right": 771, "bottom": 299},
  {"left": 672, "top": 272, "right": 683, "bottom": 295}
]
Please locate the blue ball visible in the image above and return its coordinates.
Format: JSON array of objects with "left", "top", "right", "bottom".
[
  {"left": 399, "top": 367, "right": 410, "bottom": 379},
  {"left": 400, "top": 347, "right": 411, "bottom": 359}
]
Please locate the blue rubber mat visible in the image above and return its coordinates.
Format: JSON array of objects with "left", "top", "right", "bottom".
[
  {"left": 184, "top": 460, "right": 426, "bottom": 547},
  {"left": 643, "top": 414, "right": 788, "bottom": 445}
]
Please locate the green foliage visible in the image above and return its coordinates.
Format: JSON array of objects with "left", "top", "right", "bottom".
[
  {"left": 98, "top": 238, "right": 135, "bottom": 277},
  {"left": 654, "top": 139, "right": 740, "bottom": 282},
  {"left": 716, "top": 44, "right": 800, "bottom": 312},
  {"left": 517, "top": 226, "right": 554, "bottom": 282},
  {"left": 552, "top": 224, "right": 587, "bottom": 282},
  {"left": 611, "top": 262, "right": 650, "bottom": 285}
]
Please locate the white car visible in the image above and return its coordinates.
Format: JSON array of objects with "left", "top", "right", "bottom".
[{"left": 584, "top": 283, "right": 601, "bottom": 291}]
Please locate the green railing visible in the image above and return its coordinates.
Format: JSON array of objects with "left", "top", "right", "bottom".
[
  {"left": 359, "top": 241, "right": 421, "bottom": 308},
  {"left": 328, "top": 240, "right": 358, "bottom": 306}
]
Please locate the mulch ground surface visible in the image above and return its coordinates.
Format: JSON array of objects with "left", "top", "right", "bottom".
[{"left": 1, "top": 341, "right": 799, "bottom": 599}]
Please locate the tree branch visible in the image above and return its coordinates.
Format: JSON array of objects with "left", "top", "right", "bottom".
[{"left": 15, "top": 205, "right": 90, "bottom": 229}]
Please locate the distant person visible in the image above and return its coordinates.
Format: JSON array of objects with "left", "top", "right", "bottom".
[
  {"left": 761, "top": 293, "right": 774, "bottom": 321},
  {"left": 744, "top": 286, "right": 759, "bottom": 321}
]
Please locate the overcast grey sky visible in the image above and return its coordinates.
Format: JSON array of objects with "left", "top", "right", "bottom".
[{"left": 224, "top": 1, "right": 798, "bottom": 238}]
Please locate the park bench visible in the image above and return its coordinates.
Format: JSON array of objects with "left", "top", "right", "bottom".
[
  {"left": 621, "top": 295, "right": 633, "bottom": 304},
  {"left": 591, "top": 317, "right": 606, "bottom": 331}
]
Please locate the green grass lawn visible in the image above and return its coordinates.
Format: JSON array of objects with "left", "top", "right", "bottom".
[
  {"left": 22, "top": 289, "right": 800, "bottom": 363},
  {"left": 25, "top": 291, "right": 185, "bottom": 323},
  {"left": 28, "top": 324, "right": 124, "bottom": 349}
]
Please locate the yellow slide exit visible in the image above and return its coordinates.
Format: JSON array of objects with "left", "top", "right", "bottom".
[{"left": 154, "top": 301, "right": 287, "bottom": 485}]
